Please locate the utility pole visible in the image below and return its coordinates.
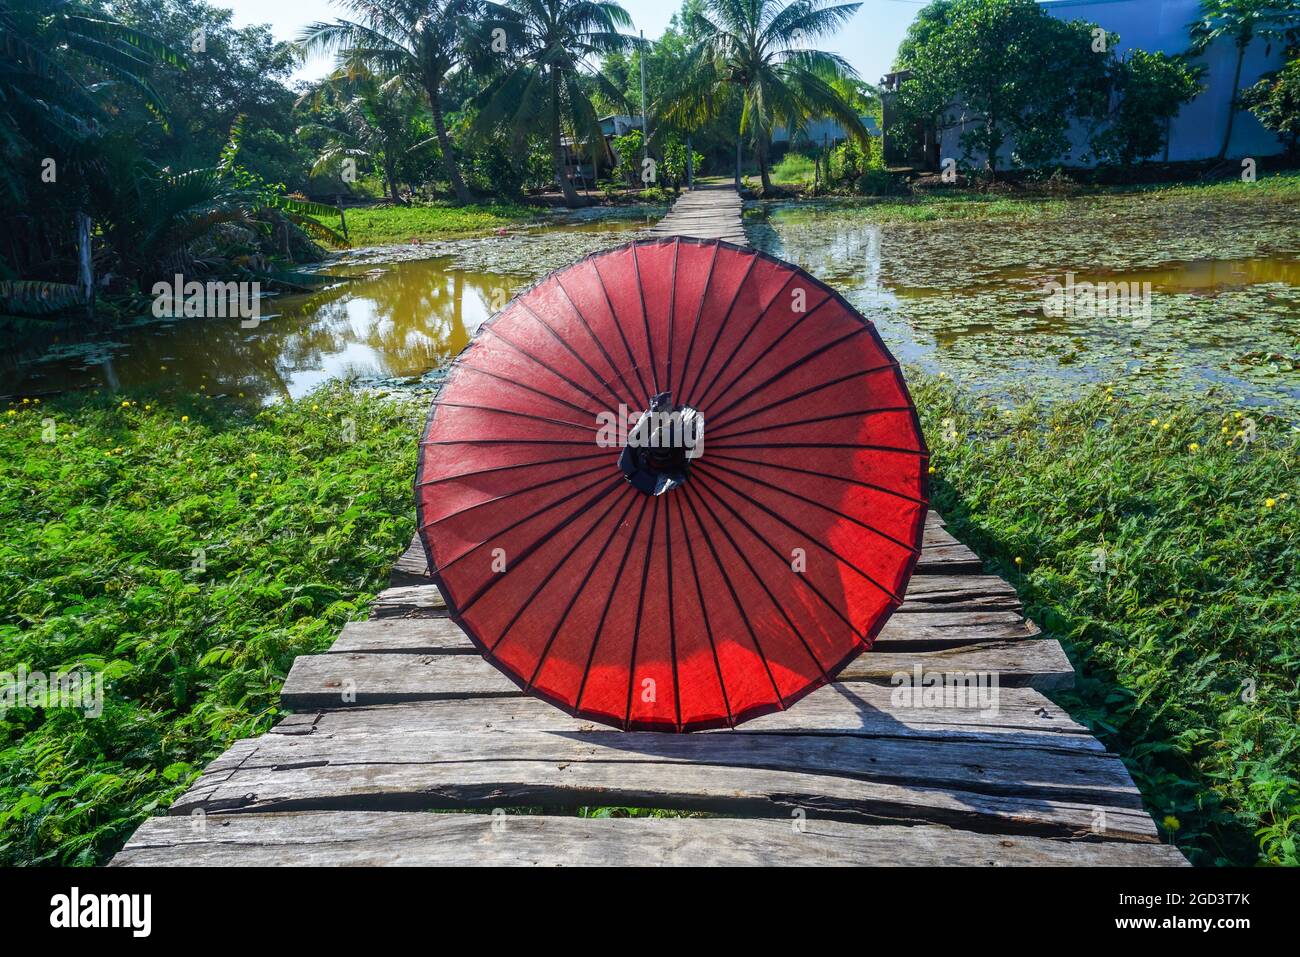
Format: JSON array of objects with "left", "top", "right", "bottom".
[{"left": 639, "top": 30, "right": 648, "bottom": 170}]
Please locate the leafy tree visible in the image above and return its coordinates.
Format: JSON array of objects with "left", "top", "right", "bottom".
[
  {"left": 0, "top": 0, "right": 182, "bottom": 297},
  {"left": 1090, "top": 50, "right": 1203, "bottom": 166},
  {"left": 894, "top": 0, "right": 1116, "bottom": 178},
  {"left": 611, "top": 129, "right": 643, "bottom": 185},
  {"left": 474, "top": 0, "right": 635, "bottom": 208},
  {"left": 300, "top": 1, "right": 484, "bottom": 204},
  {"left": 664, "top": 0, "right": 870, "bottom": 193},
  {"left": 299, "top": 72, "right": 421, "bottom": 204},
  {"left": 1241, "top": 51, "right": 1300, "bottom": 157},
  {"left": 111, "top": 0, "right": 308, "bottom": 189},
  {"left": 1189, "top": 0, "right": 1300, "bottom": 161},
  {"left": 661, "top": 135, "right": 704, "bottom": 189}
]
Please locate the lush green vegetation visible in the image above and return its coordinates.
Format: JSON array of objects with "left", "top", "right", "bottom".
[
  {"left": 324, "top": 202, "right": 541, "bottom": 245},
  {"left": 912, "top": 375, "right": 1299, "bottom": 866},
  {"left": 804, "top": 167, "right": 1300, "bottom": 224},
  {"left": 0, "top": 387, "right": 422, "bottom": 864},
  {"left": 4, "top": 376, "right": 1295, "bottom": 866},
  {"left": 891, "top": 0, "right": 1202, "bottom": 176}
]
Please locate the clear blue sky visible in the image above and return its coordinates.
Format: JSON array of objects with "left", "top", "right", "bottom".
[{"left": 220, "top": 0, "right": 925, "bottom": 86}]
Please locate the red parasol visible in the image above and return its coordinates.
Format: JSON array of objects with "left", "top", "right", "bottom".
[{"left": 416, "top": 238, "right": 928, "bottom": 731}]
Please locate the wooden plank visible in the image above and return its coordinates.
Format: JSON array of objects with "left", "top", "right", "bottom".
[
  {"left": 282, "top": 638, "right": 1072, "bottom": 710},
  {"left": 272, "top": 683, "right": 1101, "bottom": 749},
  {"left": 167, "top": 730, "right": 1156, "bottom": 841},
  {"left": 330, "top": 610, "right": 1039, "bottom": 656},
  {"left": 368, "top": 573, "right": 1020, "bottom": 621},
  {"left": 392, "top": 510, "right": 955, "bottom": 586},
  {"left": 111, "top": 813, "right": 1187, "bottom": 867}
]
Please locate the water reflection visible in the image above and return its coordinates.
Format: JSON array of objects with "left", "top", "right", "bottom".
[{"left": 1, "top": 213, "right": 659, "bottom": 403}]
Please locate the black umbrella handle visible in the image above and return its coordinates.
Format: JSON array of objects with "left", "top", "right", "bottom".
[{"left": 619, "top": 393, "right": 705, "bottom": 496}]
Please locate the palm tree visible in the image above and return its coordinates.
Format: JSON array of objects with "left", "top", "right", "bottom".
[
  {"left": 664, "top": 0, "right": 870, "bottom": 194},
  {"left": 299, "top": 1, "right": 481, "bottom": 204},
  {"left": 299, "top": 72, "right": 417, "bottom": 204},
  {"left": 1190, "top": 0, "right": 1300, "bottom": 161},
  {"left": 0, "top": 0, "right": 183, "bottom": 309},
  {"left": 475, "top": 0, "right": 634, "bottom": 208}
]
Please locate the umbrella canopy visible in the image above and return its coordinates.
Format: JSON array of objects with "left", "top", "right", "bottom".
[{"left": 416, "top": 238, "right": 928, "bottom": 731}]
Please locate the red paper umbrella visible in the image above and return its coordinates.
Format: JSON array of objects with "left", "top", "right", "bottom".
[{"left": 416, "top": 238, "right": 928, "bottom": 731}]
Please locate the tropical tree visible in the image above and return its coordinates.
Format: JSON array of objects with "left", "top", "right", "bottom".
[
  {"left": 0, "top": 0, "right": 183, "bottom": 307},
  {"left": 1241, "top": 52, "right": 1300, "bottom": 157},
  {"left": 893, "top": 0, "right": 1117, "bottom": 178},
  {"left": 1189, "top": 0, "right": 1300, "bottom": 161},
  {"left": 299, "top": 71, "right": 419, "bottom": 203},
  {"left": 299, "top": 0, "right": 482, "bottom": 204},
  {"left": 663, "top": 0, "right": 871, "bottom": 193},
  {"left": 474, "top": 0, "right": 634, "bottom": 208}
]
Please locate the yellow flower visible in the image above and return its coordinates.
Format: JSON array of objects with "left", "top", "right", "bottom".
[
  {"left": 311, "top": 404, "right": 319, "bottom": 412},
  {"left": 1162, "top": 815, "right": 1180, "bottom": 832},
  {"left": 249, "top": 471, "right": 258, "bottom": 480},
  {"left": 1234, "top": 411, "right": 1243, "bottom": 419},
  {"left": 21, "top": 398, "right": 29, "bottom": 405},
  {"left": 1221, "top": 426, "right": 1229, "bottom": 434},
  {"left": 6, "top": 410, "right": 15, "bottom": 417},
  {"left": 199, "top": 385, "right": 206, "bottom": 391},
  {"left": 927, "top": 465, "right": 935, "bottom": 475},
  {"left": 1149, "top": 418, "right": 1159, "bottom": 427},
  {"left": 113, "top": 447, "right": 123, "bottom": 454},
  {"left": 1161, "top": 422, "right": 1171, "bottom": 430},
  {"left": 1188, "top": 442, "right": 1198, "bottom": 452},
  {"left": 121, "top": 400, "right": 130, "bottom": 408},
  {"left": 181, "top": 415, "right": 189, "bottom": 423},
  {"left": 1014, "top": 556, "right": 1023, "bottom": 567},
  {"left": 1265, "top": 498, "right": 1276, "bottom": 508},
  {"left": 144, "top": 405, "right": 151, "bottom": 412}
]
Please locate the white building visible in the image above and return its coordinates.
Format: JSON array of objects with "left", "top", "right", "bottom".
[{"left": 934, "top": 0, "right": 1288, "bottom": 167}]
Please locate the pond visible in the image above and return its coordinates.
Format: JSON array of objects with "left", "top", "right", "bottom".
[
  {"left": 751, "top": 189, "right": 1300, "bottom": 415},
  {"left": 0, "top": 211, "right": 660, "bottom": 405},
  {"left": 4, "top": 188, "right": 1299, "bottom": 416}
]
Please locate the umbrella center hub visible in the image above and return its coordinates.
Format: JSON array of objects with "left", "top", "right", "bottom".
[{"left": 618, "top": 393, "right": 704, "bottom": 496}]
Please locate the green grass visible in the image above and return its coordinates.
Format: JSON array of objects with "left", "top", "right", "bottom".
[
  {"left": 771, "top": 153, "right": 816, "bottom": 184},
  {"left": 322, "top": 201, "right": 541, "bottom": 246},
  {"left": 2, "top": 373, "right": 1296, "bottom": 866},
  {"left": 912, "top": 374, "right": 1299, "bottom": 866},
  {"left": 841, "top": 169, "right": 1300, "bottom": 224},
  {"left": 0, "top": 386, "right": 423, "bottom": 864}
]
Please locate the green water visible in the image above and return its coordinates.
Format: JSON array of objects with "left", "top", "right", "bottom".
[
  {"left": 751, "top": 191, "right": 1300, "bottom": 414},
  {"left": 5, "top": 190, "right": 1300, "bottom": 415},
  {"left": 0, "top": 211, "right": 658, "bottom": 404}
]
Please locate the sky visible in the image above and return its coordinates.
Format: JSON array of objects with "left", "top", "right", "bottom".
[{"left": 219, "top": 0, "right": 926, "bottom": 86}]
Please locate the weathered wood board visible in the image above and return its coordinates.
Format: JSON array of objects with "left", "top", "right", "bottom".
[{"left": 113, "top": 813, "right": 1188, "bottom": 867}]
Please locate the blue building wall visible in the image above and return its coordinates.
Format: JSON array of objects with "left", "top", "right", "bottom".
[{"left": 938, "top": 0, "right": 1287, "bottom": 166}]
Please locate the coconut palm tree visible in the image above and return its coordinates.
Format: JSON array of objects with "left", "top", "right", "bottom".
[
  {"left": 1190, "top": 0, "right": 1300, "bottom": 161},
  {"left": 299, "top": 1, "right": 481, "bottom": 204},
  {"left": 474, "top": 0, "right": 634, "bottom": 208},
  {"left": 299, "top": 71, "right": 418, "bottom": 205},
  {"left": 0, "top": 0, "right": 184, "bottom": 310},
  {"left": 664, "top": 0, "right": 870, "bottom": 193}
]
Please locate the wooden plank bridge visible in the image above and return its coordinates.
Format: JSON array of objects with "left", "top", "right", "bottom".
[{"left": 113, "top": 187, "right": 1184, "bottom": 867}]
